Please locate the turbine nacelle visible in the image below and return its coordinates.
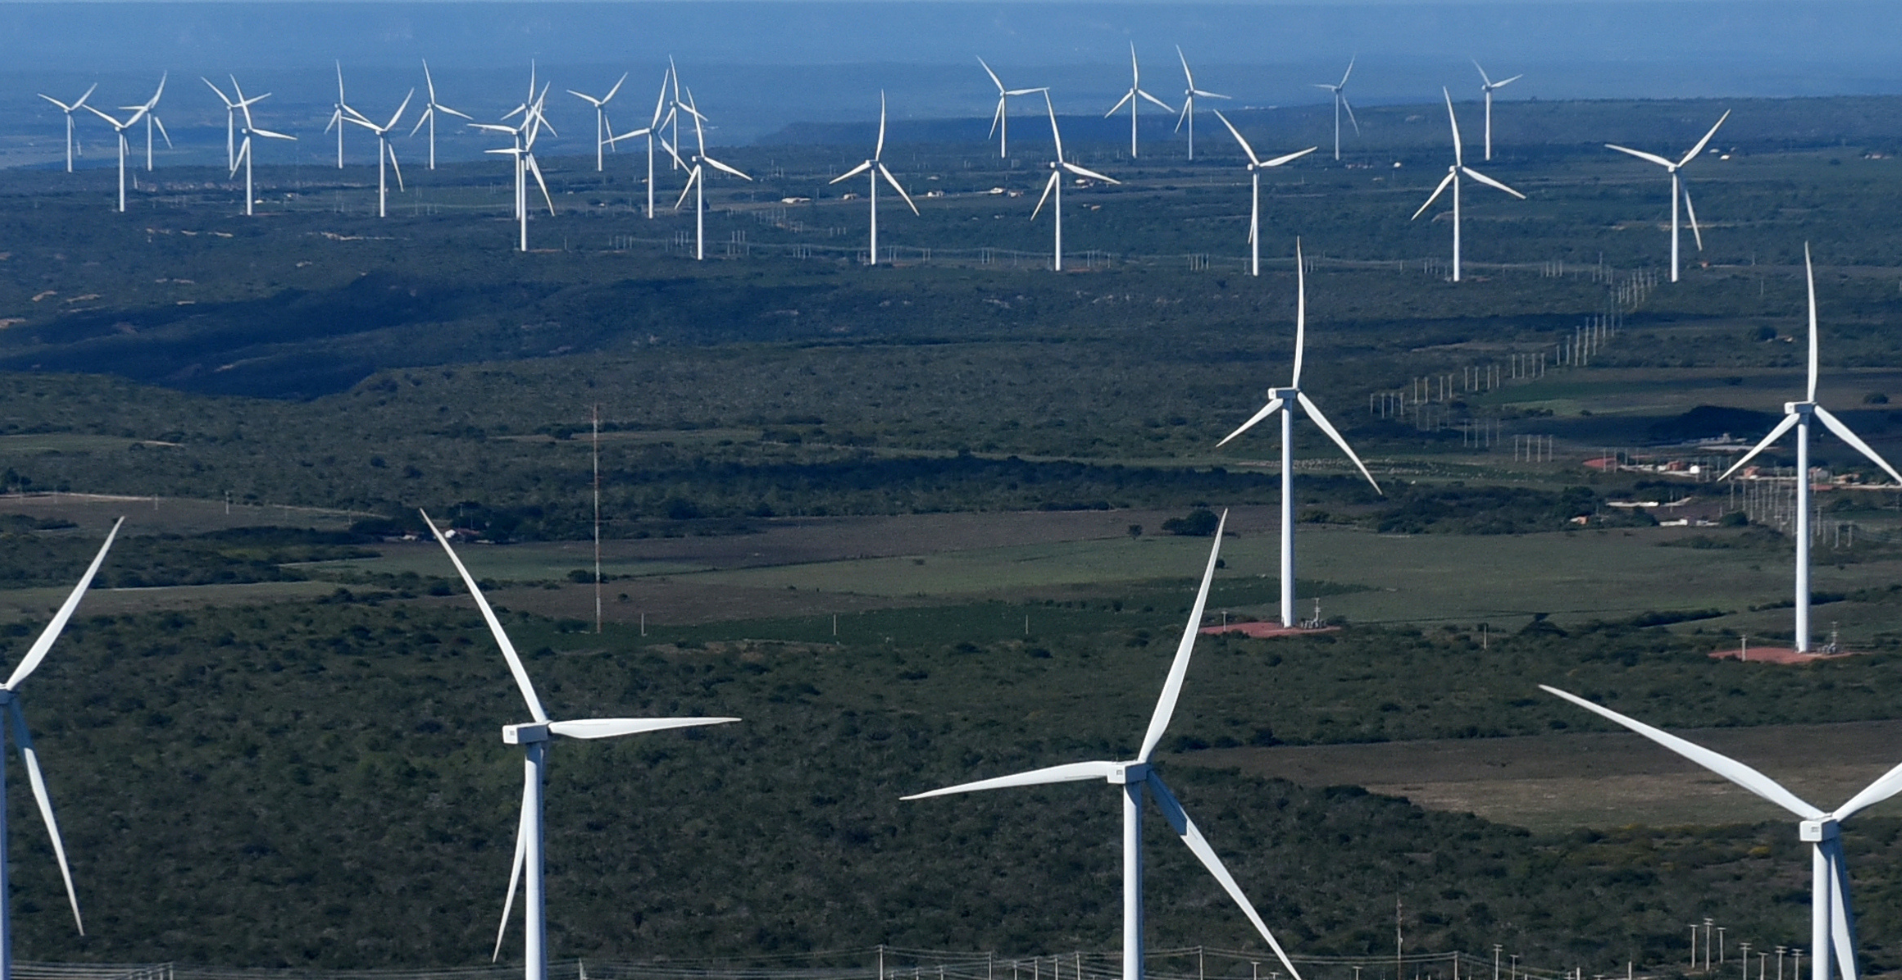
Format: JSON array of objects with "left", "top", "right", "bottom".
[
  {"left": 1268, "top": 386, "right": 1299, "bottom": 401},
  {"left": 1788, "top": 401, "right": 1816, "bottom": 416},
  {"left": 1107, "top": 762, "right": 1149, "bottom": 785},
  {"left": 503, "top": 723, "right": 551, "bottom": 744},
  {"left": 1801, "top": 819, "right": 1841, "bottom": 843}
]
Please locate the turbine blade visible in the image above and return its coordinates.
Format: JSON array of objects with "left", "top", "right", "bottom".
[
  {"left": 7, "top": 518, "right": 122, "bottom": 691},
  {"left": 1806, "top": 244, "right": 1819, "bottom": 401},
  {"left": 1063, "top": 162, "right": 1119, "bottom": 184},
  {"left": 1833, "top": 759, "right": 1902, "bottom": 821},
  {"left": 1146, "top": 772, "right": 1305, "bottom": 980},
  {"left": 1045, "top": 92, "right": 1062, "bottom": 161},
  {"left": 439, "top": 104, "right": 472, "bottom": 121},
  {"left": 409, "top": 107, "right": 432, "bottom": 138},
  {"left": 830, "top": 161, "right": 874, "bottom": 184},
  {"left": 1495, "top": 74, "right": 1523, "bottom": 87},
  {"left": 230, "top": 139, "right": 248, "bottom": 178},
  {"left": 978, "top": 56, "right": 1005, "bottom": 94},
  {"left": 1031, "top": 171, "right": 1058, "bottom": 221},
  {"left": 1473, "top": 59, "right": 1492, "bottom": 86},
  {"left": 1411, "top": 172, "right": 1457, "bottom": 221},
  {"left": 1106, "top": 90, "right": 1134, "bottom": 118},
  {"left": 1292, "top": 240, "right": 1306, "bottom": 386},
  {"left": 989, "top": 98, "right": 1004, "bottom": 140},
  {"left": 1462, "top": 166, "right": 1526, "bottom": 199},
  {"left": 1684, "top": 186, "right": 1704, "bottom": 251},
  {"left": 386, "top": 143, "right": 405, "bottom": 190},
  {"left": 1262, "top": 146, "right": 1319, "bottom": 168},
  {"left": 876, "top": 91, "right": 888, "bottom": 160},
  {"left": 1606, "top": 144, "right": 1676, "bottom": 169},
  {"left": 1443, "top": 88, "right": 1462, "bottom": 164},
  {"left": 1140, "top": 90, "right": 1175, "bottom": 112},
  {"left": 1214, "top": 110, "right": 1259, "bottom": 165},
  {"left": 604, "top": 72, "right": 627, "bottom": 103},
  {"left": 200, "top": 77, "right": 232, "bottom": 107},
  {"left": 1813, "top": 407, "right": 1902, "bottom": 485},
  {"left": 1339, "top": 57, "right": 1355, "bottom": 87},
  {"left": 703, "top": 156, "right": 752, "bottom": 181},
  {"left": 10, "top": 702, "right": 82, "bottom": 934},
  {"left": 1136, "top": 511, "right": 1228, "bottom": 763},
  {"left": 879, "top": 163, "right": 920, "bottom": 215},
  {"left": 154, "top": 116, "right": 171, "bottom": 148},
  {"left": 492, "top": 782, "right": 528, "bottom": 962},
  {"left": 1298, "top": 393, "right": 1383, "bottom": 494},
  {"left": 548, "top": 717, "right": 740, "bottom": 740},
  {"left": 673, "top": 166, "right": 698, "bottom": 211},
  {"left": 1341, "top": 95, "right": 1359, "bottom": 135},
  {"left": 1829, "top": 840, "right": 1859, "bottom": 980},
  {"left": 1540, "top": 685, "right": 1824, "bottom": 818},
  {"left": 255, "top": 129, "right": 295, "bottom": 141},
  {"left": 902, "top": 760, "right": 1118, "bottom": 800},
  {"left": 1717, "top": 412, "right": 1801, "bottom": 481},
  {"left": 1678, "top": 109, "right": 1731, "bottom": 169},
  {"left": 526, "top": 155, "right": 554, "bottom": 214},
  {"left": 1216, "top": 398, "right": 1283, "bottom": 448},
  {"left": 420, "top": 510, "right": 549, "bottom": 723},
  {"left": 385, "top": 89, "right": 414, "bottom": 132}
]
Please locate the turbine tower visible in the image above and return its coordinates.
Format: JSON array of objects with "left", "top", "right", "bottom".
[
  {"left": 473, "top": 89, "right": 555, "bottom": 252},
  {"left": 411, "top": 61, "right": 471, "bottom": 171},
  {"left": 1605, "top": 109, "right": 1729, "bottom": 282},
  {"left": 37, "top": 84, "right": 96, "bottom": 173},
  {"left": 1544, "top": 685, "right": 1902, "bottom": 980},
  {"left": 422, "top": 513, "right": 737, "bottom": 980},
  {"left": 605, "top": 67, "right": 672, "bottom": 218},
  {"left": 904, "top": 512, "right": 1306, "bottom": 980},
  {"left": 1213, "top": 111, "right": 1315, "bottom": 277},
  {"left": 1105, "top": 43, "right": 1173, "bottom": 159},
  {"left": 1718, "top": 245, "right": 1902, "bottom": 652},
  {"left": 324, "top": 63, "right": 360, "bottom": 169},
  {"left": 669, "top": 88, "right": 751, "bottom": 261},
  {"left": 229, "top": 79, "right": 295, "bottom": 217},
  {"left": 1033, "top": 92, "right": 1118, "bottom": 272},
  {"left": 1472, "top": 60, "right": 1521, "bottom": 161},
  {"left": 344, "top": 89, "right": 414, "bottom": 218},
  {"left": 1174, "top": 47, "right": 1229, "bottom": 161},
  {"left": 1313, "top": 59, "right": 1358, "bottom": 161},
  {"left": 0, "top": 518, "right": 123, "bottom": 980},
  {"left": 979, "top": 57, "right": 1044, "bottom": 159},
  {"left": 568, "top": 72, "right": 628, "bottom": 172},
  {"left": 1410, "top": 88, "right": 1524, "bottom": 283},
  {"left": 830, "top": 92, "right": 919, "bottom": 266},
  {"left": 1216, "top": 242, "right": 1383, "bottom": 627},
  {"left": 81, "top": 102, "right": 149, "bottom": 212}
]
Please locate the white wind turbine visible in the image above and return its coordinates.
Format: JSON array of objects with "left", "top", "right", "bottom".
[
  {"left": 1212, "top": 111, "right": 1315, "bottom": 277},
  {"left": 1032, "top": 92, "right": 1118, "bottom": 272},
  {"left": 670, "top": 88, "right": 751, "bottom": 261},
  {"left": 473, "top": 89, "right": 555, "bottom": 252},
  {"left": 118, "top": 74, "right": 169, "bottom": 171},
  {"left": 229, "top": 80, "right": 295, "bottom": 217},
  {"left": 421, "top": 512, "right": 737, "bottom": 980},
  {"left": 569, "top": 73, "right": 628, "bottom": 172},
  {"left": 606, "top": 67, "right": 673, "bottom": 219},
  {"left": 1718, "top": 245, "right": 1902, "bottom": 652},
  {"left": 905, "top": 512, "right": 1306, "bottom": 980},
  {"left": 37, "top": 84, "right": 96, "bottom": 174},
  {"left": 1606, "top": 109, "right": 1729, "bottom": 283},
  {"left": 1313, "top": 59, "right": 1358, "bottom": 161},
  {"left": 323, "top": 63, "right": 359, "bottom": 169},
  {"left": 410, "top": 61, "right": 471, "bottom": 171},
  {"left": 0, "top": 517, "right": 123, "bottom": 980},
  {"left": 81, "top": 102, "right": 149, "bottom": 213},
  {"left": 345, "top": 90, "right": 414, "bottom": 218},
  {"left": 1410, "top": 88, "right": 1524, "bottom": 283},
  {"left": 202, "top": 77, "right": 268, "bottom": 171},
  {"left": 1174, "top": 47, "right": 1229, "bottom": 161},
  {"left": 830, "top": 92, "right": 918, "bottom": 266},
  {"left": 979, "top": 57, "right": 1044, "bottom": 159},
  {"left": 1543, "top": 684, "right": 1902, "bottom": 980},
  {"left": 1217, "top": 242, "right": 1383, "bottom": 627},
  {"left": 1105, "top": 43, "right": 1173, "bottom": 159},
  {"left": 1472, "top": 60, "right": 1521, "bottom": 162}
]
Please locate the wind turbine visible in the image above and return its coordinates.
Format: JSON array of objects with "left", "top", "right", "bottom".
[
  {"left": 1105, "top": 43, "right": 1173, "bottom": 159},
  {"left": 410, "top": 61, "right": 471, "bottom": 171},
  {"left": 670, "top": 88, "right": 751, "bottom": 261},
  {"left": 1543, "top": 684, "right": 1902, "bottom": 980},
  {"left": 345, "top": 89, "right": 414, "bottom": 218},
  {"left": 0, "top": 517, "right": 123, "bottom": 980},
  {"left": 1033, "top": 92, "right": 1118, "bottom": 272},
  {"left": 37, "top": 84, "right": 95, "bottom": 173},
  {"left": 1472, "top": 60, "right": 1521, "bottom": 161},
  {"left": 118, "top": 73, "right": 168, "bottom": 171},
  {"left": 323, "top": 62, "right": 359, "bottom": 169},
  {"left": 569, "top": 73, "right": 628, "bottom": 172},
  {"left": 606, "top": 67, "right": 672, "bottom": 219},
  {"left": 81, "top": 102, "right": 148, "bottom": 213},
  {"left": 1718, "top": 245, "right": 1902, "bottom": 652},
  {"left": 1212, "top": 111, "right": 1315, "bottom": 277},
  {"left": 979, "top": 57, "right": 1044, "bottom": 159},
  {"left": 229, "top": 80, "right": 295, "bottom": 217},
  {"left": 830, "top": 92, "right": 918, "bottom": 266},
  {"left": 421, "top": 512, "right": 737, "bottom": 980},
  {"left": 1216, "top": 241, "right": 1383, "bottom": 627},
  {"left": 1410, "top": 88, "right": 1524, "bottom": 283},
  {"left": 474, "top": 89, "right": 555, "bottom": 252},
  {"left": 1606, "top": 109, "right": 1729, "bottom": 283},
  {"left": 1174, "top": 47, "right": 1229, "bottom": 161},
  {"left": 201, "top": 77, "right": 267, "bottom": 171},
  {"left": 1313, "top": 58, "right": 1358, "bottom": 161},
  {"left": 904, "top": 512, "right": 1306, "bottom": 980}
]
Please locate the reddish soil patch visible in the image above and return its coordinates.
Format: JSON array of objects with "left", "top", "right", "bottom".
[
  {"left": 1198, "top": 622, "right": 1339, "bottom": 639},
  {"left": 1708, "top": 646, "right": 1861, "bottom": 664}
]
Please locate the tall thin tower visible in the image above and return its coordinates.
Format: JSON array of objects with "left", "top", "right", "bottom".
[{"left": 592, "top": 406, "right": 602, "bottom": 635}]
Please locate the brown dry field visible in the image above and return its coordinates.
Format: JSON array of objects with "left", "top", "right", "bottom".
[{"left": 1178, "top": 720, "right": 1902, "bottom": 832}]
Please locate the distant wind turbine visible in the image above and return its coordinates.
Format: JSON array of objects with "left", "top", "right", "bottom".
[
  {"left": 569, "top": 72, "right": 629, "bottom": 172},
  {"left": 37, "top": 84, "right": 96, "bottom": 173},
  {"left": 0, "top": 518, "right": 123, "bottom": 980},
  {"left": 120, "top": 73, "right": 169, "bottom": 171},
  {"left": 472, "top": 87, "right": 555, "bottom": 252},
  {"left": 1105, "top": 43, "right": 1173, "bottom": 159},
  {"left": 422, "top": 511, "right": 737, "bottom": 980},
  {"left": 345, "top": 90, "right": 414, "bottom": 218},
  {"left": 202, "top": 76, "right": 268, "bottom": 172},
  {"left": 1718, "top": 245, "right": 1902, "bottom": 653},
  {"left": 81, "top": 102, "right": 149, "bottom": 212},
  {"left": 1605, "top": 109, "right": 1729, "bottom": 283},
  {"left": 607, "top": 67, "right": 673, "bottom": 219},
  {"left": 229, "top": 78, "right": 295, "bottom": 217},
  {"left": 1544, "top": 684, "right": 1902, "bottom": 980},
  {"left": 1472, "top": 60, "right": 1521, "bottom": 161},
  {"left": 323, "top": 63, "right": 359, "bottom": 169},
  {"left": 979, "top": 56, "right": 1044, "bottom": 159},
  {"left": 1212, "top": 111, "right": 1315, "bottom": 277},
  {"left": 669, "top": 88, "right": 751, "bottom": 261},
  {"left": 411, "top": 61, "right": 471, "bottom": 171},
  {"left": 1410, "top": 88, "right": 1525, "bottom": 283},
  {"left": 1174, "top": 47, "right": 1229, "bottom": 161},
  {"left": 1217, "top": 241, "right": 1383, "bottom": 627},
  {"left": 831, "top": 92, "right": 918, "bottom": 266},
  {"left": 1313, "top": 58, "right": 1358, "bottom": 161},
  {"left": 1033, "top": 92, "right": 1118, "bottom": 272},
  {"left": 905, "top": 511, "right": 1306, "bottom": 980}
]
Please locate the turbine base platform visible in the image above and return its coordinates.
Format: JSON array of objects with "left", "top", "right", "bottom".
[
  {"left": 1199, "top": 622, "right": 1339, "bottom": 639},
  {"left": 1707, "top": 646, "right": 1861, "bottom": 665}
]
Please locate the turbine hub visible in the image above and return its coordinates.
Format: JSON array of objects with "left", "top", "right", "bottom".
[
  {"left": 1108, "top": 762, "right": 1149, "bottom": 785},
  {"left": 1800, "top": 819, "right": 1840, "bottom": 842},
  {"left": 1788, "top": 401, "right": 1816, "bottom": 416},
  {"left": 1270, "top": 387, "right": 1299, "bottom": 400},
  {"left": 503, "top": 722, "right": 551, "bottom": 744}
]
